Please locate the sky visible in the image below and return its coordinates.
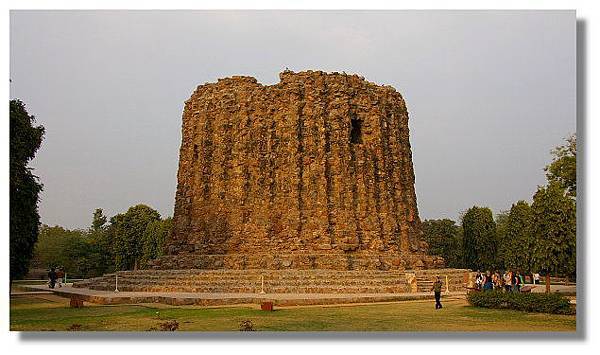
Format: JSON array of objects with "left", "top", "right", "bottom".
[{"left": 9, "top": 10, "right": 576, "bottom": 230}]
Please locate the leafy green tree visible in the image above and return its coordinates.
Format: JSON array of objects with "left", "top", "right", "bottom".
[
  {"left": 531, "top": 182, "right": 576, "bottom": 292},
  {"left": 86, "top": 208, "right": 114, "bottom": 276},
  {"left": 421, "top": 219, "right": 463, "bottom": 268},
  {"left": 91, "top": 208, "right": 108, "bottom": 232},
  {"left": 141, "top": 217, "right": 173, "bottom": 265},
  {"left": 545, "top": 134, "right": 576, "bottom": 198},
  {"left": 499, "top": 201, "right": 535, "bottom": 273},
  {"left": 10, "top": 99, "right": 45, "bottom": 282},
  {"left": 32, "top": 225, "right": 89, "bottom": 278},
  {"left": 462, "top": 206, "right": 498, "bottom": 271},
  {"left": 494, "top": 211, "right": 510, "bottom": 270},
  {"left": 110, "top": 204, "right": 161, "bottom": 270}
]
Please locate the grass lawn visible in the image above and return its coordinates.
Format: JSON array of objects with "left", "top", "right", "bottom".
[{"left": 10, "top": 294, "right": 576, "bottom": 332}]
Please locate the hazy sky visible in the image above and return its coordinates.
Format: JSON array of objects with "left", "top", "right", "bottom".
[{"left": 10, "top": 10, "right": 575, "bottom": 229}]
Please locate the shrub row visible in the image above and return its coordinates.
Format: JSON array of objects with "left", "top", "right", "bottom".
[{"left": 467, "top": 290, "right": 574, "bottom": 315}]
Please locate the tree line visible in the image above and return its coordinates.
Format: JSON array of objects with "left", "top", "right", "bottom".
[
  {"left": 31, "top": 205, "right": 172, "bottom": 278},
  {"left": 422, "top": 134, "right": 576, "bottom": 281}
]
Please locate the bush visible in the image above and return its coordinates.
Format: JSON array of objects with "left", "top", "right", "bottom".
[
  {"left": 239, "top": 320, "right": 255, "bottom": 331},
  {"left": 467, "top": 290, "right": 574, "bottom": 314},
  {"left": 158, "top": 320, "right": 179, "bottom": 331},
  {"left": 148, "top": 320, "right": 179, "bottom": 331}
]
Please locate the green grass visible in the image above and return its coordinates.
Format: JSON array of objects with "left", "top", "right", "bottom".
[{"left": 10, "top": 295, "right": 576, "bottom": 332}]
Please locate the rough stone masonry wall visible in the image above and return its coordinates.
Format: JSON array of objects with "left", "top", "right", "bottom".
[{"left": 151, "top": 70, "right": 444, "bottom": 271}]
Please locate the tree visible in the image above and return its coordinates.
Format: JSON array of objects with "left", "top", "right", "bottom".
[
  {"left": 494, "top": 211, "right": 510, "bottom": 270},
  {"left": 10, "top": 99, "right": 45, "bottom": 282},
  {"left": 141, "top": 217, "right": 173, "bottom": 265},
  {"left": 110, "top": 204, "right": 161, "bottom": 270},
  {"left": 91, "top": 208, "right": 108, "bottom": 232},
  {"left": 86, "top": 208, "right": 115, "bottom": 276},
  {"left": 462, "top": 206, "right": 498, "bottom": 271},
  {"left": 545, "top": 134, "right": 576, "bottom": 198},
  {"left": 32, "top": 225, "right": 90, "bottom": 278},
  {"left": 531, "top": 182, "right": 576, "bottom": 293},
  {"left": 421, "top": 219, "right": 463, "bottom": 268},
  {"left": 499, "top": 201, "right": 535, "bottom": 273}
]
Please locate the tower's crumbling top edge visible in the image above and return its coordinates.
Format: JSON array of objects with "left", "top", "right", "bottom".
[{"left": 190, "top": 70, "right": 401, "bottom": 97}]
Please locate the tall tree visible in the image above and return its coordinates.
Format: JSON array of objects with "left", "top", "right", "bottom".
[
  {"left": 494, "top": 211, "right": 510, "bottom": 270},
  {"left": 421, "top": 219, "right": 463, "bottom": 268},
  {"left": 87, "top": 208, "right": 114, "bottom": 276},
  {"left": 91, "top": 208, "right": 108, "bottom": 232},
  {"left": 110, "top": 204, "right": 161, "bottom": 270},
  {"left": 462, "top": 206, "right": 498, "bottom": 271},
  {"left": 545, "top": 134, "right": 576, "bottom": 198},
  {"left": 500, "top": 201, "right": 535, "bottom": 273},
  {"left": 531, "top": 182, "right": 576, "bottom": 293},
  {"left": 10, "top": 99, "right": 45, "bottom": 282}
]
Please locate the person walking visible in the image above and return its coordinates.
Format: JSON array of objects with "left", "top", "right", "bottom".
[
  {"left": 432, "top": 276, "right": 443, "bottom": 309},
  {"left": 47, "top": 268, "right": 57, "bottom": 289},
  {"left": 56, "top": 268, "right": 65, "bottom": 288}
]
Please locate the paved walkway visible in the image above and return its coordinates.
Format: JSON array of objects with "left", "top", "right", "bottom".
[
  {"left": 526, "top": 284, "right": 576, "bottom": 294},
  {"left": 10, "top": 291, "right": 53, "bottom": 296},
  {"left": 23, "top": 284, "right": 465, "bottom": 307}
]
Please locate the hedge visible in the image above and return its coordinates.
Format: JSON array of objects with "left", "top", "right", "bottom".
[{"left": 467, "top": 290, "right": 574, "bottom": 315}]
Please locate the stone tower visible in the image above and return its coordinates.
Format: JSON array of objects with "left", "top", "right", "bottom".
[{"left": 152, "top": 70, "right": 443, "bottom": 270}]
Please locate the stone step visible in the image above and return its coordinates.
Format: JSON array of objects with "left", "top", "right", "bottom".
[
  {"left": 86, "top": 270, "right": 468, "bottom": 281},
  {"left": 78, "top": 276, "right": 414, "bottom": 285},
  {"left": 85, "top": 276, "right": 405, "bottom": 283},
  {"left": 73, "top": 268, "right": 472, "bottom": 294},
  {"left": 103, "top": 280, "right": 408, "bottom": 288},
  {"left": 104, "top": 275, "right": 408, "bottom": 283},
  {"left": 112, "top": 269, "right": 409, "bottom": 275},
  {"left": 78, "top": 279, "right": 467, "bottom": 290},
  {"left": 104, "top": 274, "right": 409, "bottom": 282},
  {"left": 81, "top": 278, "right": 410, "bottom": 289},
  {"left": 106, "top": 267, "right": 467, "bottom": 274},
  {"left": 88, "top": 284, "right": 411, "bottom": 294}
]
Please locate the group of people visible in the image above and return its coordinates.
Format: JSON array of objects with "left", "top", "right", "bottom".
[
  {"left": 475, "top": 270, "right": 525, "bottom": 292},
  {"left": 47, "top": 267, "right": 65, "bottom": 289}
]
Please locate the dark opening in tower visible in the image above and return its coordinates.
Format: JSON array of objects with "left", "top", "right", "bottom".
[
  {"left": 193, "top": 144, "right": 199, "bottom": 160},
  {"left": 350, "top": 118, "right": 363, "bottom": 144}
]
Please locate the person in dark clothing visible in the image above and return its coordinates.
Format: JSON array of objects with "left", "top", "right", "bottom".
[
  {"left": 48, "top": 268, "right": 57, "bottom": 289},
  {"left": 432, "top": 275, "right": 443, "bottom": 309},
  {"left": 513, "top": 271, "right": 521, "bottom": 292},
  {"left": 483, "top": 270, "right": 494, "bottom": 291}
]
